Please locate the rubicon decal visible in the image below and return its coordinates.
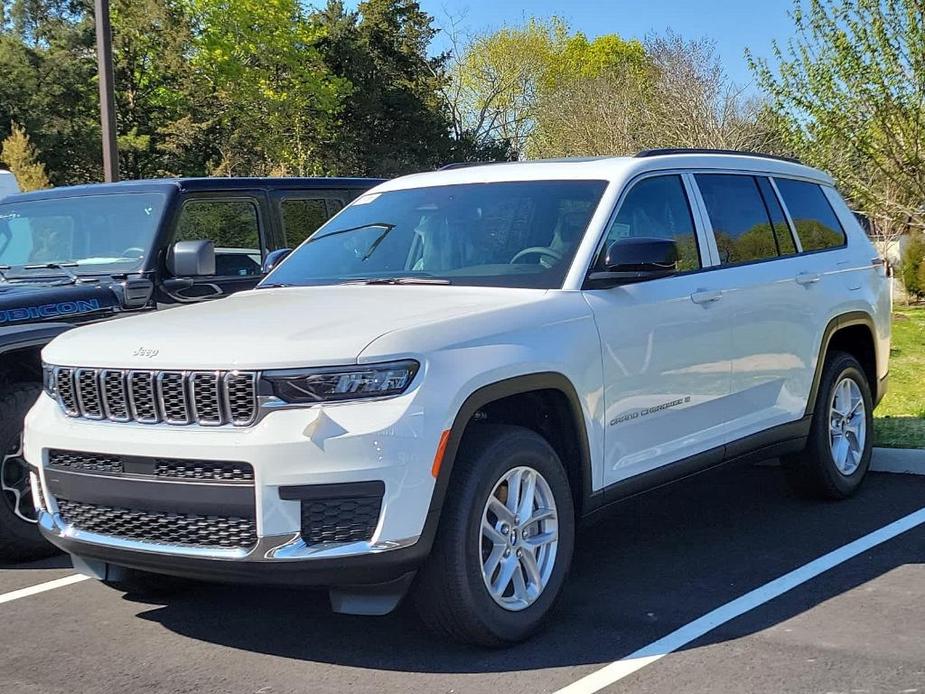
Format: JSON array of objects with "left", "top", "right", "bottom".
[
  {"left": 0, "top": 299, "right": 102, "bottom": 324},
  {"left": 610, "top": 395, "right": 692, "bottom": 426}
]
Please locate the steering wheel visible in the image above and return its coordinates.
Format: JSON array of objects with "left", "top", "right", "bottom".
[
  {"left": 121, "top": 247, "right": 145, "bottom": 259},
  {"left": 510, "top": 246, "right": 563, "bottom": 265}
]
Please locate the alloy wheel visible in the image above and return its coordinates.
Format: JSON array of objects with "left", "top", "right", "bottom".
[
  {"left": 829, "top": 376, "right": 866, "bottom": 476},
  {"left": 479, "top": 466, "right": 559, "bottom": 611},
  {"left": 1, "top": 432, "right": 37, "bottom": 524}
]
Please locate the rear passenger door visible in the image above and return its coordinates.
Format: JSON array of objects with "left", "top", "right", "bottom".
[{"left": 691, "top": 173, "right": 845, "bottom": 443}]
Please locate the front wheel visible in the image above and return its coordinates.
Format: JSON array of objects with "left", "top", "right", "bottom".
[
  {"left": 414, "top": 424, "right": 575, "bottom": 646},
  {"left": 0, "top": 383, "right": 56, "bottom": 561},
  {"left": 783, "top": 351, "right": 873, "bottom": 499}
]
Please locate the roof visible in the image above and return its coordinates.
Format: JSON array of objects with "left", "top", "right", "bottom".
[
  {"left": 0, "top": 176, "right": 385, "bottom": 203},
  {"left": 375, "top": 152, "right": 833, "bottom": 194}
]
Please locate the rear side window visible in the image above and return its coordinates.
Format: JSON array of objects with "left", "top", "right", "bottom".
[
  {"left": 756, "top": 177, "right": 797, "bottom": 256},
  {"left": 773, "top": 178, "right": 846, "bottom": 251},
  {"left": 695, "top": 174, "right": 778, "bottom": 265},
  {"left": 280, "top": 198, "right": 330, "bottom": 247},
  {"left": 604, "top": 175, "right": 700, "bottom": 272}
]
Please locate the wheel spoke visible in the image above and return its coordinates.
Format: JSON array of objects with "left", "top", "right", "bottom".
[
  {"left": 833, "top": 435, "right": 850, "bottom": 471},
  {"left": 483, "top": 545, "right": 505, "bottom": 579},
  {"left": 482, "top": 519, "right": 506, "bottom": 546},
  {"left": 519, "top": 548, "right": 543, "bottom": 587},
  {"left": 487, "top": 495, "right": 515, "bottom": 526},
  {"left": 511, "top": 562, "right": 530, "bottom": 603},
  {"left": 524, "top": 530, "right": 558, "bottom": 549},
  {"left": 505, "top": 469, "right": 523, "bottom": 516},
  {"left": 517, "top": 469, "right": 537, "bottom": 521},
  {"left": 491, "top": 555, "right": 518, "bottom": 598},
  {"left": 526, "top": 507, "right": 556, "bottom": 527}
]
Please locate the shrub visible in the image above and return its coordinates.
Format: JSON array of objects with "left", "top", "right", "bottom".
[{"left": 901, "top": 233, "right": 925, "bottom": 298}]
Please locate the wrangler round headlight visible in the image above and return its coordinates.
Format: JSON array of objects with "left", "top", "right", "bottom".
[{"left": 261, "top": 360, "right": 419, "bottom": 403}]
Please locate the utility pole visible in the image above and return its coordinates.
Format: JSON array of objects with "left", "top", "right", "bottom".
[{"left": 94, "top": 0, "right": 119, "bottom": 182}]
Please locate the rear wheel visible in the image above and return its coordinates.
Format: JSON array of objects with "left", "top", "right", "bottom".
[
  {"left": 783, "top": 352, "right": 873, "bottom": 499},
  {"left": 0, "top": 383, "right": 56, "bottom": 561},
  {"left": 414, "top": 424, "right": 575, "bottom": 646}
]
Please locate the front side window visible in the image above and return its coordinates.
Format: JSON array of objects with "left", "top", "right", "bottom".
[
  {"left": 774, "top": 178, "right": 846, "bottom": 251},
  {"left": 601, "top": 175, "right": 700, "bottom": 272},
  {"left": 175, "top": 199, "right": 261, "bottom": 277},
  {"left": 280, "top": 198, "right": 330, "bottom": 248},
  {"left": 696, "top": 174, "right": 779, "bottom": 265},
  {"left": 0, "top": 192, "right": 166, "bottom": 277},
  {"left": 262, "top": 180, "right": 607, "bottom": 289}
]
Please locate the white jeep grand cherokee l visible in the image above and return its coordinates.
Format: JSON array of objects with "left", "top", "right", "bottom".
[{"left": 25, "top": 150, "right": 890, "bottom": 646}]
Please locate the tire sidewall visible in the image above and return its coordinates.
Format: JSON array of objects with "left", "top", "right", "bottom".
[{"left": 452, "top": 430, "right": 575, "bottom": 643}]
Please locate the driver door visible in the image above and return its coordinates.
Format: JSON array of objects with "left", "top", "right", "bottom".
[
  {"left": 582, "top": 173, "right": 734, "bottom": 488},
  {"left": 158, "top": 193, "right": 270, "bottom": 305}
]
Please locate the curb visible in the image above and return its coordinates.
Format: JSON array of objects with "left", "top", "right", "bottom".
[{"left": 871, "top": 447, "right": 925, "bottom": 476}]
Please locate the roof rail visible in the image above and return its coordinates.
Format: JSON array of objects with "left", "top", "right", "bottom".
[
  {"left": 439, "top": 161, "right": 503, "bottom": 171},
  {"left": 634, "top": 148, "right": 802, "bottom": 165}
]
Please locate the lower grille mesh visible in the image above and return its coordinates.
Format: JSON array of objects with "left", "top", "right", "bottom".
[
  {"left": 301, "top": 497, "right": 382, "bottom": 544},
  {"left": 56, "top": 499, "right": 257, "bottom": 549}
]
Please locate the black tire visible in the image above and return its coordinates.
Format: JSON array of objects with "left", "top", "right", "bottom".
[
  {"left": 413, "top": 424, "right": 575, "bottom": 647},
  {"left": 783, "top": 351, "right": 873, "bottom": 499},
  {"left": 0, "top": 383, "right": 57, "bottom": 561}
]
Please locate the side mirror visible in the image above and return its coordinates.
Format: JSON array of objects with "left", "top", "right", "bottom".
[
  {"left": 262, "top": 248, "right": 292, "bottom": 275},
  {"left": 587, "top": 237, "right": 679, "bottom": 288},
  {"left": 168, "top": 240, "right": 215, "bottom": 277}
]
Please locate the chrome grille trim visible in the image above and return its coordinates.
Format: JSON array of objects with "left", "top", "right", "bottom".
[
  {"left": 74, "top": 369, "right": 104, "bottom": 420},
  {"left": 100, "top": 370, "right": 130, "bottom": 422},
  {"left": 49, "top": 367, "right": 258, "bottom": 427}
]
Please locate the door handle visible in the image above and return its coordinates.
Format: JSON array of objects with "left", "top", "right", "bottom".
[
  {"left": 690, "top": 289, "right": 722, "bottom": 305},
  {"left": 795, "top": 272, "right": 821, "bottom": 286}
]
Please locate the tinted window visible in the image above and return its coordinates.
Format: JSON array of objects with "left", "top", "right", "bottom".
[
  {"left": 281, "top": 198, "right": 329, "bottom": 247},
  {"left": 774, "top": 178, "right": 846, "bottom": 251},
  {"left": 696, "top": 174, "right": 779, "bottom": 265},
  {"left": 262, "top": 180, "right": 607, "bottom": 289},
  {"left": 175, "top": 199, "right": 261, "bottom": 276},
  {"left": 756, "top": 177, "right": 797, "bottom": 255},
  {"left": 603, "top": 175, "right": 700, "bottom": 272}
]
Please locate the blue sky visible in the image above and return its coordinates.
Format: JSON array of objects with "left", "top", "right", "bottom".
[{"left": 415, "top": 0, "right": 797, "bottom": 91}]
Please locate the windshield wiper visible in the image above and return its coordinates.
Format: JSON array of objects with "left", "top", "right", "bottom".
[
  {"left": 0, "top": 266, "right": 8, "bottom": 283},
  {"left": 306, "top": 222, "right": 395, "bottom": 245},
  {"left": 341, "top": 277, "right": 451, "bottom": 285},
  {"left": 22, "top": 262, "right": 83, "bottom": 283}
]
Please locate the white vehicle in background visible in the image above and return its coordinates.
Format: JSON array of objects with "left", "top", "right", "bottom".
[
  {"left": 0, "top": 170, "right": 20, "bottom": 199},
  {"left": 26, "top": 149, "right": 890, "bottom": 646}
]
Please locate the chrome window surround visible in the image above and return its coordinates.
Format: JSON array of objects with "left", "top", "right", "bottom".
[{"left": 49, "top": 366, "right": 258, "bottom": 427}]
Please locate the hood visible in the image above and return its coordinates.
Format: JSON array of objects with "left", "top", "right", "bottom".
[
  {"left": 0, "top": 280, "right": 118, "bottom": 326},
  {"left": 43, "top": 284, "right": 548, "bottom": 370}
]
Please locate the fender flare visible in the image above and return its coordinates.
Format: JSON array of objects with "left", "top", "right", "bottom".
[
  {"left": 418, "top": 372, "right": 594, "bottom": 552},
  {"left": 804, "top": 311, "right": 879, "bottom": 415}
]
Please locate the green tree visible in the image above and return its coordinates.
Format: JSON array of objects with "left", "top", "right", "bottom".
[
  {"left": 1, "top": 122, "right": 50, "bottom": 190},
  {"left": 750, "top": 0, "right": 925, "bottom": 240},
  {"left": 315, "top": 0, "right": 458, "bottom": 175},
  {"left": 901, "top": 232, "right": 925, "bottom": 298}
]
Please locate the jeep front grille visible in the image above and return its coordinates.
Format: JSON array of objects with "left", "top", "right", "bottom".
[{"left": 52, "top": 367, "right": 257, "bottom": 426}]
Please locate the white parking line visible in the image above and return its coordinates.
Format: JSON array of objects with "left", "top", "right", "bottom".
[
  {"left": 555, "top": 507, "right": 925, "bottom": 694},
  {"left": 0, "top": 574, "right": 89, "bottom": 606}
]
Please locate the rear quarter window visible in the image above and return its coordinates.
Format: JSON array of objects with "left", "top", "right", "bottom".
[{"left": 774, "top": 178, "right": 847, "bottom": 251}]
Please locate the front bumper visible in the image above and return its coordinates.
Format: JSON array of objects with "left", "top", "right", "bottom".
[{"left": 25, "top": 392, "right": 445, "bottom": 587}]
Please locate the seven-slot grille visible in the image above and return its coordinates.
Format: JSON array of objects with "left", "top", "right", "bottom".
[{"left": 53, "top": 367, "right": 257, "bottom": 426}]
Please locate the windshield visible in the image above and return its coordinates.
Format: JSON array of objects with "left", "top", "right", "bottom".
[
  {"left": 261, "top": 180, "right": 607, "bottom": 289},
  {"left": 0, "top": 192, "right": 167, "bottom": 277}
]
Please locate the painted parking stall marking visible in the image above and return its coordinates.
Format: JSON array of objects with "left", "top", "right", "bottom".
[
  {"left": 0, "top": 574, "right": 88, "bottom": 606},
  {"left": 555, "top": 506, "right": 925, "bottom": 694}
]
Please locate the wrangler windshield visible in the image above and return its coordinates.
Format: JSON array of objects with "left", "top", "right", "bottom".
[
  {"left": 0, "top": 192, "right": 167, "bottom": 277},
  {"left": 261, "top": 180, "right": 607, "bottom": 289}
]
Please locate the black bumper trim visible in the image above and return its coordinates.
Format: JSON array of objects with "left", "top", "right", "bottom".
[
  {"left": 45, "top": 468, "right": 255, "bottom": 517},
  {"left": 278, "top": 480, "right": 384, "bottom": 501}
]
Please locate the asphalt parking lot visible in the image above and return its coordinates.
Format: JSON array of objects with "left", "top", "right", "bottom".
[{"left": 2, "top": 462, "right": 923, "bottom": 694}]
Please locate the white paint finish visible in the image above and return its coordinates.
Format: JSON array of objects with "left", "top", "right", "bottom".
[
  {"left": 0, "top": 574, "right": 88, "bottom": 605},
  {"left": 871, "top": 448, "right": 925, "bottom": 475},
  {"left": 584, "top": 273, "right": 732, "bottom": 483},
  {"left": 554, "top": 507, "right": 925, "bottom": 694}
]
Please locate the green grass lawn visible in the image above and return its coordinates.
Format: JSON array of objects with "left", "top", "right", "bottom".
[{"left": 874, "top": 305, "right": 925, "bottom": 448}]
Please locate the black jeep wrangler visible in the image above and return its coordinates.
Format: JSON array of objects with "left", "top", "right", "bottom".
[{"left": 0, "top": 176, "right": 381, "bottom": 559}]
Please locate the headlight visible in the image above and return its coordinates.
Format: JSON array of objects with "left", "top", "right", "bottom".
[
  {"left": 42, "top": 363, "right": 57, "bottom": 399},
  {"left": 261, "top": 360, "right": 419, "bottom": 403}
]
